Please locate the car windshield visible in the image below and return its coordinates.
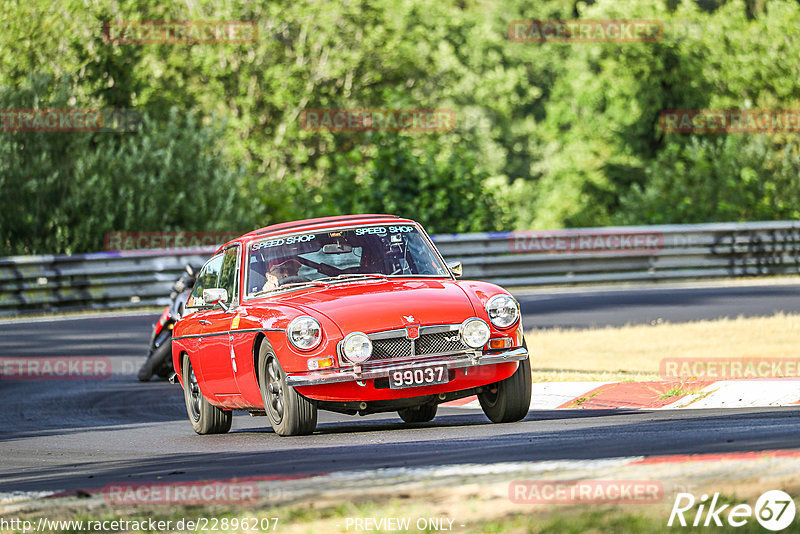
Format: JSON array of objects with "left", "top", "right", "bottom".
[{"left": 245, "top": 224, "right": 448, "bottom": 296}]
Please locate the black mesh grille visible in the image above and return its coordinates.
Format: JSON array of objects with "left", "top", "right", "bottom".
[
  {"left": 415, "top": 331, "right": 467, "bottom": 355},
  {"left": 366, "top": 328, "right": 467, "bottom": 362},
  {"left": 371, "top": 337, "right": 412, "bottom": 360}
]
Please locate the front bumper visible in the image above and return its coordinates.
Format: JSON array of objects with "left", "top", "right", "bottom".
[{"left": 285, "top": 346, "right": 529, "bottom": 387}]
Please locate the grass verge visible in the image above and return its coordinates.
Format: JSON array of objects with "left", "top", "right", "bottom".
[{"left": 525, "top": 312, "right": 800, "bottom": 382}]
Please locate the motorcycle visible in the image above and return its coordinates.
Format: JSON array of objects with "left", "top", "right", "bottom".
[{"left": 137, "top": 264, "right": 197, "bottom": 381}]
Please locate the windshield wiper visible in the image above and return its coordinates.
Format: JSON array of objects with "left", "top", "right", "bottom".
[
  {"left": 249, "top": 280, "right": 327, "bottom": 297},
  {"left": 313, "top": 273, "right": 389, "bottom": 283},
  {"left": 250, "top": 274, "right": 391, "bottom": 297}
]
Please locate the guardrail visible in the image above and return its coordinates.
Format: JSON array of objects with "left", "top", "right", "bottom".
[{"left": 1, "top": 221, "right": 799, "bottom": 315}]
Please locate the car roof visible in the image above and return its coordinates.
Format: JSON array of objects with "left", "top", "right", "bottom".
[{"left": 213, "top": 214, "right": 417, "bottom": 255}]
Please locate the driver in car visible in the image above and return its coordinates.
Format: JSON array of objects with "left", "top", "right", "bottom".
[{"left": 262, "top": 256, "right": 304, "bottom": 291}]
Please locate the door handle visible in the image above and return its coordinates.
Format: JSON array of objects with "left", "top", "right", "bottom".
[{"left": 199, "top": 319, "right": 211, "bottom": 325}]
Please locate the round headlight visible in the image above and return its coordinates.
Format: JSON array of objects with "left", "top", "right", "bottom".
[
  {"left": 341, "top": 332, "right": 372, "bottom": 363},
  {"left": 486, "top": 294, "right": 520, "bottom": 328},
  {"left": 287, "top": 316, "right": 323, "bottom": 351},
  {"left": 461, "top": 318, "right": 491, "bottom": 349}
]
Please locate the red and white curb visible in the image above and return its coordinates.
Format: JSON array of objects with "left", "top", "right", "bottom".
[{"left": 444, "top": 379, "right": 800, "bottom": 410}]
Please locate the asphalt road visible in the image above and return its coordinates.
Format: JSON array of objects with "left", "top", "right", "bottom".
[
  {"left": 1, "top": 282, "right": 799, "bottom": 494},
  {"left": 518, "top": 281, "right": 800, "bottom": 328}
]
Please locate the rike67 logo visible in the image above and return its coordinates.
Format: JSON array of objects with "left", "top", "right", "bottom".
[{"left": 668, "top": 490, "right": 796, "bottom": 531}]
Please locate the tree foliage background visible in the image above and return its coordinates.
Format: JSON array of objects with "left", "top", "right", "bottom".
[{"left": 1, "top": 0, "right": 799, "bottom": 254}]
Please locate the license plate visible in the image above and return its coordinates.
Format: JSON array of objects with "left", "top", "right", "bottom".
[{"left": 389, "top": 365, "right": 449, "bottom": 389}]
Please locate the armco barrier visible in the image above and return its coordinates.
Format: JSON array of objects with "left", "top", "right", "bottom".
[
  {"left": 1, "top": 221, "right": 799, "bottom": 315},
  {"left": 0, "top": 249, "right": 213, "bottom": 316}
]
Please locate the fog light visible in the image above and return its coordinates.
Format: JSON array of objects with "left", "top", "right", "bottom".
[
  {"left": 341, "top": 332, "right": 372, "bottom": 363},
  {"left": 308, "top": 357, "right": 334, "bottom": 370},
  {"left": 461, "top": 318, "right": 491, "bottom": 349}
]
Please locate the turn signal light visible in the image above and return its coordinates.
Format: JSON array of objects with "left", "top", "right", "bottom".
[
  {"left": 488, "top": 337, "right": 512, "bottom": 349},
  {"left": 308, "top": 357, "right": 334, "bottom": 370}
]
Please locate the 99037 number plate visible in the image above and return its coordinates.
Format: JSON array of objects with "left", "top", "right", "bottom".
[{"left": 389, "top": 365, "right": 449, "bottom": 389}]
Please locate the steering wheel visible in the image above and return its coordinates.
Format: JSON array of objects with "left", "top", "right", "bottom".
[{"left": 278, "top": 276, "right": 311, "bottom": 286}]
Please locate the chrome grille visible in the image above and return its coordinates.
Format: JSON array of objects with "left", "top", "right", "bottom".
[
  {"left": 355, "top": 324, "right": 469, "bottom": 364},
  {"left": 415, "top": 331, "right": 467, "bottom": 355}
]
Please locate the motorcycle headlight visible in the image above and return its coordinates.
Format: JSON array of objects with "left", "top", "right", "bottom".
[
  {"left": 461, "top": 318, "right": 491, "bottom": 349},
  {"left": 486, "top": 294, "right": 520, "bottom": 328},
  {"left": 341, "top": 332, "right": 372, "bottom": 363},
  {"left": 287, "top": 316, "right": 323, "bottom": 351}
]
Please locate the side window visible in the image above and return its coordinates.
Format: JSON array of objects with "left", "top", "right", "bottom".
[
  {"left": 217, "top": 246, "right": 240, "bottom": 305},
  {"left": 187, "top": 254, "right": 224, "bottom": 308}
]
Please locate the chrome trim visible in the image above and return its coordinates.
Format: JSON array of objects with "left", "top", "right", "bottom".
[
  {"left": 367, "top": 324, "right": 459, "bottom": 341},
  {"left": 285, "top": 346, "right": 528, "bottom": 387},
  {"left": 368, "top": 328, "right": 408, "bottom": 341},
  {"left": 173, "top": 327, "right": 283, "bottom": 341},
  {"left": 420, "top": 324, "right": 460, "bottom": 335},
  {"left": 336, "top": 324, "right": 464, "bottom": 366}
]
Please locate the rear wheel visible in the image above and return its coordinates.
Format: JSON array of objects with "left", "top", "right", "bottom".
[
  {"left": 479, "top": 355, "right": 532, "bottom": 423},
  {"left": 398, "top": 404, "right": 437, "bottom": 423},
  {"left": 182, "top": 353, "right": 232, "bottom": 434},
  {"left": 258, "top": 344, "right": 317, "bottom": 436}
]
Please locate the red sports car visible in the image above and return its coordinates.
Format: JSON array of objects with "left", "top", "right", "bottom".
[{"left": 172, "top": 214, "right": 531, "bottom": 436}]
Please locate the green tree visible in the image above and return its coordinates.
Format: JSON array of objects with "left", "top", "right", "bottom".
[{"left": 0, "top": 73, "right": 244, "bottom": 254}]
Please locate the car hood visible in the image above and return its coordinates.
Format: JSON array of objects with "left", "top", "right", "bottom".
[{"left": 274, "top": 278, "right": 476, "bottom": 334}]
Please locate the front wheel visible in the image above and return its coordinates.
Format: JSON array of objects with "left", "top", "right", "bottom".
[
  {"left": 479, "top": 356, "right": 532, "bottom": 423},
  {"left": 138, "top": 337, "right": 173, "bottom": 381},
  {"left": 182, "top": 353, "right": 232, "bottom": 434},
  {"left": 258, "top": 344, "right": 317, "bottom": 436}
]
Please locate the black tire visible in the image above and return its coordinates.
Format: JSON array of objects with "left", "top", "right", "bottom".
[
  {"left": 478, "top": 355, "right": 532, "bottom": 423},
  {"left": 182, "top": 353, "right": 232, "bottom": 434},
  {"left": 138, "top": 339, "right": 174, "bottom": 381},
  {"left": 398, "top": 404, "right": 437, "bottom": 423},
  {"left": 136, "top": 356, "right": 154, "bottom": 382},
  {"left": 155, "top": 360, "right": 173, "bottom": 379},
  {"left": 258, "top": 343, "right": 317, "bottom": 436}
]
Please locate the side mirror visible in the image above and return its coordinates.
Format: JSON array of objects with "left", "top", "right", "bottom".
[
  {"left": 185, "top": 264, "right": 195, "bottom": 277},
  {"left": 446, "top": 261, "right": 463, "bottom": 278},
  {"left": 203, "top": 288, "right": 229, "bottom": 311}
]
